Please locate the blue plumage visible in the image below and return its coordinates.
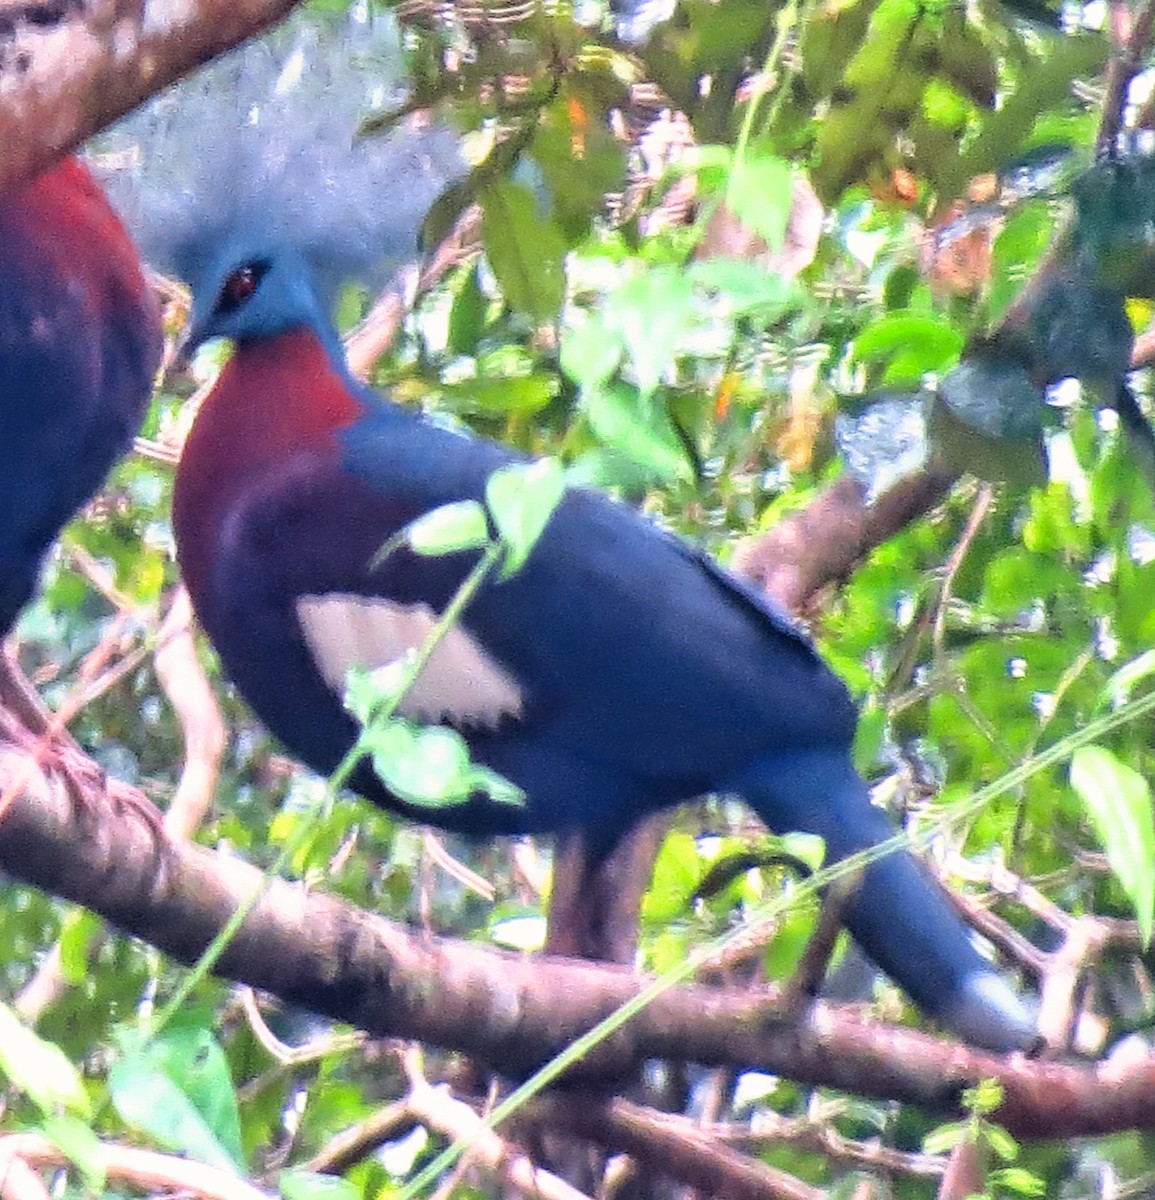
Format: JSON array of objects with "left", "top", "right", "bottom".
[
  {"left": 173, "top": 243, "right": 1038, "bottom": 1054},
  {"left": 0, "top": 158, "right": 161, "bottom": 633}
]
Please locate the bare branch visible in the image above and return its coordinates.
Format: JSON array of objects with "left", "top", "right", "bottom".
[
  {"left": 731, "top": 469, "right": 959, "bottom": 614},
  {"left": 520, "top": 1096, "right": 824, "bottom": 1200},
  {"left": 0, "top": 0, "right": 304, "bottom": 192},
  {"left": 402, "top": 1053, "right": 593, "bottom": 1200},
  {"left": 4, "top": 728, "right": 1155, "bottom": 1137},
  {"left": 154, "top": 586, "right": 225, "bottom": 839},
  {"left": 0, "top": 1133, "right": 271, "bottom": 1200}
]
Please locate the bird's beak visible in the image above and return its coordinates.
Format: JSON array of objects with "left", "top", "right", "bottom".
[
  {"left": 173, "top": 314, "right": 216, "bottom": 374},
  {"left": 172, "top": 323, "right": 200, "bottom": 374}
]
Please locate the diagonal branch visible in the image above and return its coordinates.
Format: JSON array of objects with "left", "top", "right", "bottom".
[
  {"left": 0, "top": 0, "right": 304, "bottom": 192},
  {"left": 2, "top": 722, "right": 1155, "bottom": 1140}
]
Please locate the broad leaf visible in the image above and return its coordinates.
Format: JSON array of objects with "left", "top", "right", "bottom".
[
  {"left": 0, "top": 1003, "right": 90, "bottom": 1117},
  {"left": 1070, "top": 746, "right": 1155, "bottom": 946}
]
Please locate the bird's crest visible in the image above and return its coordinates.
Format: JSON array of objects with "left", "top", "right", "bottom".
[{"left": 100, "top": 14, "right": 464, "bottom": 308}]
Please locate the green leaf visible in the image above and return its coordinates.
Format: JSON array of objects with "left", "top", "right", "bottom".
[
  {"left": 486, "top": 458, "right": 566, "bottom": 577},
  {"left": 366, "top": 720, "right": 471, "bottom": 807},
  {"left": 480, "top": 181, "right": 567, "bottom": 321},
  {"left": 58, "top": 909, "right": 102, "bottom": 986},
  {"left": 582, "top": 382, "right": 691, "bottom": 483},
  {"left": 110, "top": 1046, "right": 241, "bottom": 1173},
  {"left": 441, "top": 374, "right": 558, "bottom": 416},
  {"left": 764, "top": 901, "right": 822, "bottom": 984},
  {"left": 345, "top": 660, "right": 414, "bottom": 722},
  {"left": 984, "top": 1122, "right": 1020, "bottom": 1163},
  {"left": 922, "top": 1119, "right": 968, "bottom": 1154},
  {"left": 0, "top": 1002, "right": 90, "bottom": 1117},
  {"left": 560, "top": 312, "right": 623, "bottom": 391},
  {"left": 1070, "top": 746, "right": 1155, "bottom": 946},
  {"left": 726, "top": 152, "right": 794, "bottom": 250},
  {"left": 280, "top": 1170, "right": 362, "bottom": 1200},
  {"left": 448, "top": 263, "right": 487, "bottom": 357},
  {"left": 642, "top": 832, "right": 700, "bottom": 923},
  {"left": 469, "top": 763, "right": 526, "bottom": 806},
  {"left": 1099, "top": 648, "right": 1155, "bottom": 710},
  {"left": 605, "top": 267, "right": 696, "bottom": 398},
  {"left": 362, "top": 719, "right": 524, "bottom": 809},
  {"left": 41, "top": 1113, "right": 106, "bottom": 1193},
  {"left": 406, "top": 501, "right": 491, "bottom": 557},
  {"left": 989, "top": 1166, "right": 1047, "bottom": 1196},
  {"left": 143, "top": 1024, "right": 243, "bottom": 1167},
  {"left": 851, "top": 312, "right": 965, "bottom": 383}
]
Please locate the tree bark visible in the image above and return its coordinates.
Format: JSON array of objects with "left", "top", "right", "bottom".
[
  {"left": 0, "top": 0, "right": 304, "bottom": 191},
  {"left": 2, "top": 727, "right": 1155, "bottom": 1140}
]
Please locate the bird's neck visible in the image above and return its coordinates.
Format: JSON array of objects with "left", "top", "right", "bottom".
[
  {"left": 200, "top": 326, "right": 365, "bottom": 450},
  {"left": 174, "top": 327, "right": 366, "bottom": 593}
]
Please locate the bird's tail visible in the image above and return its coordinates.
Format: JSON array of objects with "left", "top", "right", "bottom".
[{"left": 732, "top": 748, "right": 1038, "bottom": 1054}]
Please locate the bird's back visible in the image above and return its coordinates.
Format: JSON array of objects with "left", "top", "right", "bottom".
[{"left": 0, "top": 158, "right": 161, "bottom": 631}]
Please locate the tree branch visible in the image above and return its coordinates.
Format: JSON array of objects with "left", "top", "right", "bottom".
[
  {"left": 518, "top": 1096, "right": 824, "bottom": 1200},
  {"left": 3, "top": 724, "right": 1155, "bottom": 1140},
  {"left": 0, "top": 0, "right": 304, "bottom": 192},
  {"left": 0, "top": 1133, "right": 272, "bottom": 1200}
]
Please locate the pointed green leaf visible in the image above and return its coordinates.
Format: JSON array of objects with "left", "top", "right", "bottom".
[
  {"left": 0, "top": 1003, "right": 90, "bottom": 1117},
  {"left": 480, "top": 181, "right": 567, "bottom": 321},
  {"left": 851, "top": 313, "right": 965, "bottom": 383},
  {"left": 604, "top": 267, "right": 695, "bottom": 398},
  {"left": 442, "top": 373, "right": 558, "bottom": 416},
  {"left": 406, "top": 501, "right": 491, "bottom": 557},
  {"left": 1098, "top": 648, "right": 1155, "bottom": 710},
  {"left": 581, "top": 382, "right": 691, "bottom": 483},
  {"left": 41, "top": 1113, "right": 106, "bottom": 1192},
  {"left": 469, "top": 764, "right": 526, "bottom": 806},
  {"left": 486, "top": 458, "right": 566, "bottom": 577},
  {"left": 1070, "top": 746, "right": 1155, "bottom": 946},
  {"left": 58, "top": 910, "right": 103, "bottom": 987},
  {"left": 367, "top": 720, "right": 470, "bottom": 808},
  {"left": 110, "top": 1049, "right": 241, "bottom": 1173}
]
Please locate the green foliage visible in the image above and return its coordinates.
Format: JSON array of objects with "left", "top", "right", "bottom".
[
  {"left": 1070, "top": 746, "right": 1155, "bottom": 945},
  {"left": 924, "top": 1082, "right": 1047, "bottom": 1200},
  {"left": 0, "top": 1001, "right": 91, "bottom": 1117},
  {"left": 110, "top": 1022, "right": 244, "bottom": 1172}
]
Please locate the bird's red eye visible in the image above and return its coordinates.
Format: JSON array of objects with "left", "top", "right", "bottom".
[{"left": 216, "top": 262, "right": 269, "bottom": 314}]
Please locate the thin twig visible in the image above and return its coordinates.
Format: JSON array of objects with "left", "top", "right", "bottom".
[{"left": 0, "top": 1134, "right": 272, "bottom": 1200}]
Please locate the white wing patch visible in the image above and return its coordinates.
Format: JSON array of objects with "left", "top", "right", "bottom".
[{"left": 296, "top": 593, "right": 524, "bottom": 729}]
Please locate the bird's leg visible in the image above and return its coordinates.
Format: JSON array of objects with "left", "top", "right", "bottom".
[
  {"left": 0, "top": 647, "right": 71, "bottom": 743},
  {"left": 779, "top": 870, "right": 861, "bottom": 1015},
  {"left": 546, "top": 815, "right": 669, "bottom": 964},
  {"left": 541, "top": 817, "right": 672, "bottom": 1197}
]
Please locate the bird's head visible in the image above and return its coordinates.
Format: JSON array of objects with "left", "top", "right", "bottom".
[{"left": 181, "top": 237, "right": 342, "bottom": 363}]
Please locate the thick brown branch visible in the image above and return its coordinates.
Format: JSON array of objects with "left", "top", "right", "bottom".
[
  {"left": 0, "top": 0, "right": 303, "bottom": 191},
  {"left": 731, "top": 468, "right": 959, "bottom": 613},
  {"left": 520, "top": 1096, "right": 823, "bottom": 1200},
  {"left": 2, "top": 731, "right": 1155, "bottom": 1139}
]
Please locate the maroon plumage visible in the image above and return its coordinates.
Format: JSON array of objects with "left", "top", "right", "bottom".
[{"left": 0, "top": 157, "right": 162, "bottom": 632}]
